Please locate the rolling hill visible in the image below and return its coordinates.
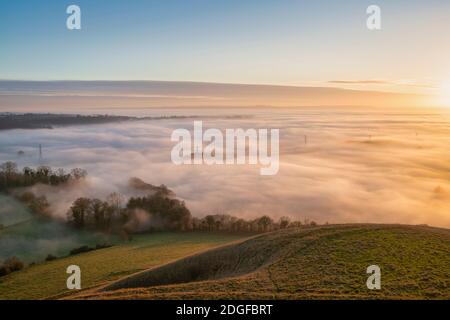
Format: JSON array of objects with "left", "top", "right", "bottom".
[
  {"left": 70, "top": 224, "right": 450, "bottom": 300},
  {"left": 0, "top": 232, "right": 244, "bottom": 299}
]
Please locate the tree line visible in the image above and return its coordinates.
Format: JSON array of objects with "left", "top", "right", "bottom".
[
  {"left": 2, "top": 162, "right": 318, "bottom": 236},
  {"left": 0, "top": 161, "right": 86, "bottom": 191},
  {"left": 66, "top": 195, "right": 317, "bottom": 235},
  {"left": 191, "top": 214, "right": 317, "bottom": 233}
]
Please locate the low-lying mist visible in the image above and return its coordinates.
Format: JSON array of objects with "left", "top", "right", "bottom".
[
  {"left": 0, "top": 196, "right": 112, "bottom": 263},
  {"left": 0, "top": 195, "right": 30, "bottom": 227},
  {"left": 1, "top": 107, "right": 449, "bottom": 234}
]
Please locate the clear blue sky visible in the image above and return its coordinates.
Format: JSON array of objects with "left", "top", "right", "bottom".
[{"left": 1, "top": 0, "right": 450, "bottom": 92}]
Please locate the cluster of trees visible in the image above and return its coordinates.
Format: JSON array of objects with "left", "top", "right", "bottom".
[
  {"left": 0, "top": 162, "right": 88, "bottom": 219},
  {"left": 66, "top": 193, "right": 123, "bottom": 231},
  {"left": 127, "top": 190, "right": 191, "bottom": 231},
  {"left": 0, "top": 161, "right": 86, "bottom": 191},
  {"left": 16, "top": 191, "right": 51, "bottom": 217},
  {"left": 66, "top": 189, "right": 191, "bottom": 234},
  {"left": 2, "top": 162, "right": 319, "bottom": 237},
  {"left": 67, "top": 189, "right": 317, "bottom": 235}
]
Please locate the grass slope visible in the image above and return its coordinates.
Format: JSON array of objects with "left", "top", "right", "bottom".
[
  {"left": 0, "top": 232, "right": 244, "bottom": 299},
  {"left": 74, "top": 224, "right": 450, "bottom": 300}
]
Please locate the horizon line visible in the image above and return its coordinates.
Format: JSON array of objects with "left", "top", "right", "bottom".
[{"left": 0, "top": 79, "right": 431, "bottom": 97}]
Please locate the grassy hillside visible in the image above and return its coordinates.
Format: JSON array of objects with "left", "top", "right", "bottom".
[
  {"left": 73, "top": 224, "right": 450, "bottom": 300},
  {"left": 0, "top": 232, "right": 245, "bottom": 299}
]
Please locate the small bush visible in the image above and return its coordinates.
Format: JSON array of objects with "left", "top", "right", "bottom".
[
  {"left": 45, "top": 254, "right": 57, "bottom": 262},
  {"left": 0, "top": 266, "right": 8, "bottom": 277},
  {"left": 69, "top": 246, "right": 92, "bottom": 256},
  {"left": 95, "top": 243, "right": 112, "bottom": 250},
  {"left": 0, "top": 256, "right": 24, "bottom": 277},
  {"left": 69, "top": 243, "right": 112, "bottom": 256}
]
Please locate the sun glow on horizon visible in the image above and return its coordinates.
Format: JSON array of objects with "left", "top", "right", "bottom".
[{"left": 437, "top": 82, "right": 450, "bottom": 107}]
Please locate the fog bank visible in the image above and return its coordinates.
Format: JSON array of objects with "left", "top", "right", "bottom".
[{"left": 1, "top": 108, "right": 449, "bottom": 229}]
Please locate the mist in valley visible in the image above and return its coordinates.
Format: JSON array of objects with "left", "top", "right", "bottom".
[
  {"left": 1, "top": 107, "right": 449, "bottom": 262},
  {"left": 0, "top": 196, "right": 111, "bottom": 263}
]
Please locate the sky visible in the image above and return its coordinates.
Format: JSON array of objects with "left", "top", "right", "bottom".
[{"left": 1, "top": 0, "right": 450, "bottom": 95}]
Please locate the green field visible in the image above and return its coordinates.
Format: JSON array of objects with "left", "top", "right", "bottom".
[
  {"left": 74, "top": 224, "right": 450, "bottom": 300},
  {"left": 0, "top": 232, "right": 245, "bottom": 299},
  {"left": 1, "top": 224, "right": 449, "bottom": 300}
]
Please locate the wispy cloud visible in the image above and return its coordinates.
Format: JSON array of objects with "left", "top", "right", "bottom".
[
  {"left": 329, "top": 79, "right": 436, "bottom": 88},
  {"left": 329, "top": 80, "right": 389, "bottom": 85}
]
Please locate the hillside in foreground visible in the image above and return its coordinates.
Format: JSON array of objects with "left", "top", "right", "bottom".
[
  {"left": 0, "top": 232, "right": 244, "bottom": 300},
  {"left": 71, "top": 224, "right": 450, "bottom": 300}
]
